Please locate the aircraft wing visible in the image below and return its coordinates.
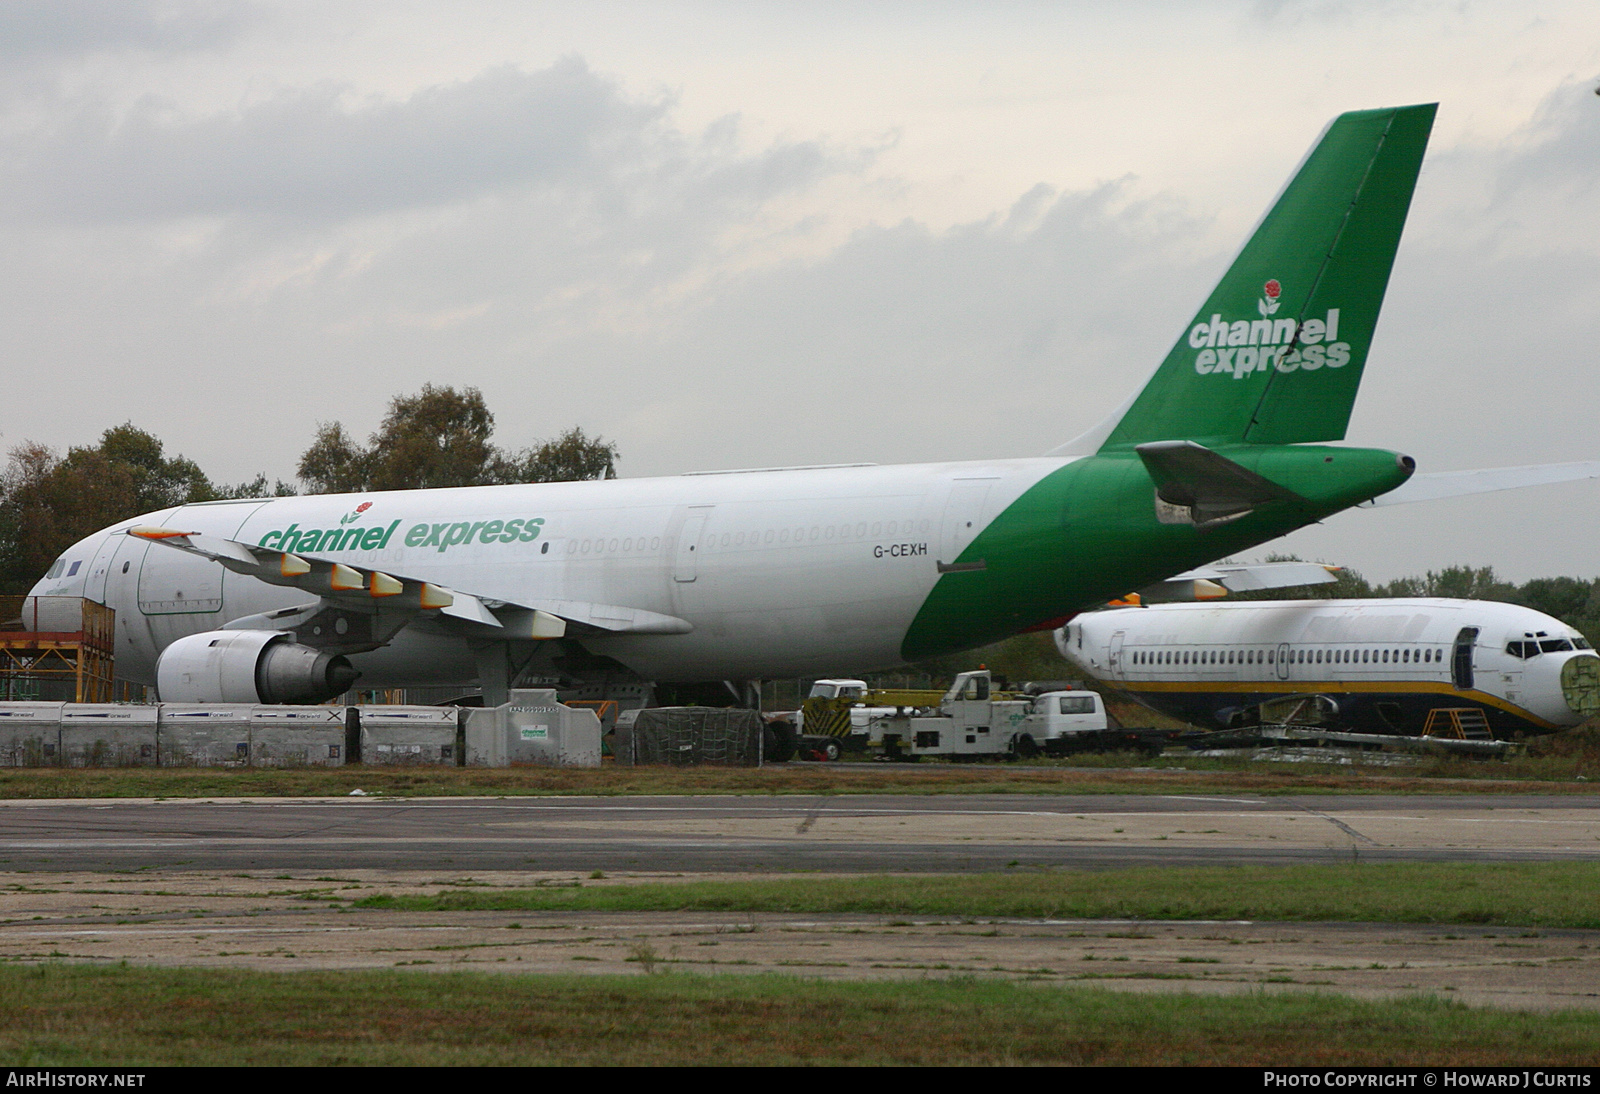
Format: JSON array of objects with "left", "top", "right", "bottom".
[
  {"left": 127, "top": 526, "right": 692, "bottom": 646},
  {"left": 1360, "top": 461, "right": 1600, "bottom": 507}
]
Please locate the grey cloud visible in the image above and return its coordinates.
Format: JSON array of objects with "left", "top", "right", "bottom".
[
  {"left": 0, "top": 1, "right": 251, "bottom": 60},
  {"left": 504, "top": 180, "right": 1217, "bottom": 474},
  {"left": 2, "top": 58, "right": 847, "bottom": 226},
  {"left": 0, "top": 161, "right": 1215, "bottom": 488},
  {"left": 1492, "top": 83, "right": 1600, "bottom": 205}
]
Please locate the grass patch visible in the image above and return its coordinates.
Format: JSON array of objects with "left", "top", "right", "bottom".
[
  {"left": 0, "top": 761, "right": 1595, "bottom": 799},
  {"left": 0, "top": 963, "right": 1595, "bottom": 1065},
  {"left": 357, "top": 863, "right": 1600, "bottom": 929}
]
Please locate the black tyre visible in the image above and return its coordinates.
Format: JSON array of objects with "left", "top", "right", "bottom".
[
  {"left": 763, "top": 721, "right": 798, "bottom": 763},
  {"left": 820, "top": 739, "right": 842, "bottom": 762},
  {"left": 1013, "top": 733, "right": 1040, "bottom": 759}
]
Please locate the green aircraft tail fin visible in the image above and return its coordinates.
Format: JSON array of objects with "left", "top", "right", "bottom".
[{"left": 1093, "top": 103, "right": 1435, "bottom": 451}]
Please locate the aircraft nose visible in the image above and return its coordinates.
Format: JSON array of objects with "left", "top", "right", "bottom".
[{"left": 1559, "top": 654, "right": 1600, "bottom": 718}]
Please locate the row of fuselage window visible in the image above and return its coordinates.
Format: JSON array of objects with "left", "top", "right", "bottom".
[
  {"left": 564, "top": 519, "right": 931, "bottom": 557},
  {"left": 1131, "top": 646, "right": 1447, "bottom": 670}
]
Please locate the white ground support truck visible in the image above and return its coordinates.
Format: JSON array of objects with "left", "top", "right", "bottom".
[{"left": 867, "top": 670, "right": 1171, "bottom": 759}]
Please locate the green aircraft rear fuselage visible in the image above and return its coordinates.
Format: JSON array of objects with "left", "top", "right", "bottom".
[{"left": 905, "top": 443, "right": 1413, "bottom": 659}]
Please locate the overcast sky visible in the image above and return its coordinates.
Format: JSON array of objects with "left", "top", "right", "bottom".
[{"left": 1, "top": 1, "right": 1597, "bottom": 584}]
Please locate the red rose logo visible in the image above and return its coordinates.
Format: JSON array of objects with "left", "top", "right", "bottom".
[
  {"left": 1264, "top": 280, "right": 1281, "bottom": 300},
  {"left": 356, "top": 502, "right": 372, "bottom": 513}
]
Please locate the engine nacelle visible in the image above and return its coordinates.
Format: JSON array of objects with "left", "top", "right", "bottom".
[{"left": 156, "top": 630, "right": 359, "bottom": 704}]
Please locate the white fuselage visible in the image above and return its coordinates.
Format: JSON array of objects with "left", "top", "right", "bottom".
[
  {"left": 29, "top": 458, "right": 1064, "bottom": 686},
  {"left": 1058, "top": 598, "right": 1599, "bottom": 733}
]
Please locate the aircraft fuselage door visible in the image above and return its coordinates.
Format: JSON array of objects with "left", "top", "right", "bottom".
[
  {"left": 138, "top": 540, "right": 223, "bottom": 616},
  {"left": 940, "top": 478, "right": 996, "bottom": 568},
  {"left": 83, "top": 532, "right": 127, "bottom": 605},
  {"left": 674, "top": 506, "right": 713, "bottom": 583},
  {"left": 1276, "top": 642, "right": 1291, "bottom": 680},
  {"left": 136, "top": 501, "right": 272, "bottom": 616},
  {"left": 1109, "top": 631, "right": 1126, "bottom": 682},
  {"left": 1452, "top": 627, "right": 1479, "bottom": 691}
]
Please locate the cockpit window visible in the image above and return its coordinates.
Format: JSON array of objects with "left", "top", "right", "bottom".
[
  {"left": 1506, "top": 642, "right": 1537, "bottom": 659},
  {"left": 45, "top": 559, "right": 64, "bottom": 579},
  {"left": 1576, "top": 638, "right": 1593, "bottom": 650},
  {"left": 1540, "top": 639, "right": 1574, "bottom": 653},
  {"left": 66, "top": 561, "right": 81, "bottom": 577}
]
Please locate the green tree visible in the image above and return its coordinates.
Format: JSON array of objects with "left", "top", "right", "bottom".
[
  {"left": 1509, "top": 576, "right": 1600, "bottom": 652},
  {"left": 1513, "top": 577, "right": 1598, "bottom": 622},
  {"left": 296, "top": 422, "right": 370, "bottom": 495},
  {"left": 1377, "top": 565, "right": 1517, "bottom": 601},
  {"left": 367, "top": 385, "right": 498, "bottom": 491},
  {"left": 495, "top": 427, "right": 618, "bottom": 484},
  {"left": 297, "top": 385, "right": 618, "bottom": 493},
  {"left": 210, "top": 473, "right": 299, "bottom": 501},
  {"left": 298, "top": 386, "right": 495, "bottom": 493},
  {"left": 0, "top": 424, "right": 278, "bottom": 594}
]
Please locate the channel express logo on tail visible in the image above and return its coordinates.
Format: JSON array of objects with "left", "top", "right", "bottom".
[{"left": 1188, "top": 280, "right": 1349, "bottom": 380}]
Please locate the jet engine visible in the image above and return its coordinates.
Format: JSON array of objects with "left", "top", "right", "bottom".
[{"left": 155, "top": 630, "right": 359, "bottom": 704}]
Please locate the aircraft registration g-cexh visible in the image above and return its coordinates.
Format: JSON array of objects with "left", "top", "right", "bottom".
[
  {"left": 26, "top": 102, "right": 1560, "bottom": 706},
  {"left": 1057, "top": 598, "right": 1600, "bottom": 738}
]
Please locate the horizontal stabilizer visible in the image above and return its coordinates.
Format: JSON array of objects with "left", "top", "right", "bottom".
[
  {"left": 1136, "top": 441, "right": 1305, "bottom": 528},
  {"left": 1172, "top": 560, "right": 1339, "bottom": 592},
  {"left": 1125, "top": 560, "right": 1338, "bottom": 603},
  {"left": 1360, "top": 461, "right": 1600, "bottom": 507}
]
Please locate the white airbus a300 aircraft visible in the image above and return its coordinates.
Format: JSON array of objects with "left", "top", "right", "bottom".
[{"left": 22, "top": 103, "right": 1597, "bottom": 706}]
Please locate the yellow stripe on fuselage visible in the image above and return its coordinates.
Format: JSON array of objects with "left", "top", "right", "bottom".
[{"left": 1117, "top": 678, "right": 1557, "bottom": 729}]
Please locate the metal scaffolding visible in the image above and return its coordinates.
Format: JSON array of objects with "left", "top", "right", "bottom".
[{"left": 0, "top": 596, "right": 116, "bottom": 703}]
